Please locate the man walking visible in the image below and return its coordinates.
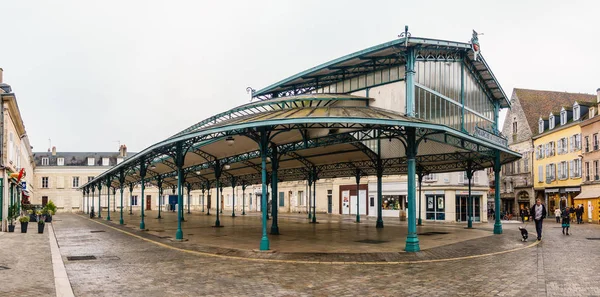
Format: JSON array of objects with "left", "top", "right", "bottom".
[{"left": 530, "top": 199, "right": 547, "bottom": 241}]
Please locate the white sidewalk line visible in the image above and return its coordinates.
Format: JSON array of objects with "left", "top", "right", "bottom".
[{"left": 48, "top": 223, "right": 75, "bottom": 297}]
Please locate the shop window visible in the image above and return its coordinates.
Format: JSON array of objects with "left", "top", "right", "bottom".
[
  {"left": 382, "top": 195, "right": 403, "bottom": 210},
  {"left": 426, "top": 195, "right": 445, "bottom": 221}
]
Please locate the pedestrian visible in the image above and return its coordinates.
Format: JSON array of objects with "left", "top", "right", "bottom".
[
  {"left": 577, "top": 204, "right": 584, "bottom": 224},
  {"left": 529, "top": 199, "right": 547, "bottom": 241},
  {"left": 554, "top": 207, "right": 561, "bottom": 223},
  {"left": 521, "top": 208, "right": 525, "bottom": 223},
  {"left": 561, "top": 207, "right": 570, "bottom": 235}
]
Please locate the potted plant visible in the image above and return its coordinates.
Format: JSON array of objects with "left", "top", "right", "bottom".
[
  {"left": 19, "top": 216, "right": 30, "bottom": 233},
  {"left": 44, "top": 200, "right": 57, "bottom": 222},
  {"left": 42, "top": 207, "right": 50, "bottom": 222},
  {"left": 7, "top": 204, "right": 18, "bottom": 232},
  {"left": 28, "top": 209, "right": 37, "bottom": 222},
  {"left": 38, "top": 219, "right": 45, "bottom": 234}
]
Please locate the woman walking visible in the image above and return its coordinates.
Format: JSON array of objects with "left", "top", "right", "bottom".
[{"left": 562, "top": 207, "right": 570, "bottom": 235}]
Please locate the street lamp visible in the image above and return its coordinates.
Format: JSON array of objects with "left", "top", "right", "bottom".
[{"left": 224, "top": 164, "right": 231, "bottom": 170}]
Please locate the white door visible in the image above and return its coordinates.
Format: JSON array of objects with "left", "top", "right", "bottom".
[
  {"left": 342, "top": 190, "right": 350, "bottom": 215},
  {"left": 350, "top": 190, "right": 367, "bottom": 215},
  {"left": 368, "top": 195, "right": 376, "bottom": 216},
  {"left": 588, "top": 200, "right": 593, "bottom": 221}
]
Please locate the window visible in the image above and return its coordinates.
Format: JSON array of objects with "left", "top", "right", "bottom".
[
  {"left": 538, "top": 166, "right": 543, "bottom": 182},
  {"left": 458, "top": 172, "right": 465, "bottom": 184},
  {"left": 8, "top": 132, "right": 13, "bottom": 163},
  {"left": 572, "top": 134, "right": 581, "bottom": 152},
  {"left": 573, "top": 104, "right": 580, "bottom": 120},
  {"left": 558, "top": 138, "right": 567, "bottom": 154},
  {"left": 88, "top": 157, "right": 95, "bottom": 166},
  {"left": 586, "top": 162, "right": 590, "bottom": 181},
  {"left": 72, "top": 177, "right": 79, "bottom": 188},
  {"left": 41, "top": 157, "right": 49, "bottom": 166},
  {"left": 523, "top": 156, "right": 529, "bottom": 173},
  {"left": 42, "top": 177, "right": 49, "bottom": 188},
  {"left": 298, "top": 191, "right": 304, "bottom": 206},
  {"left": 117, "top": 157, "right": 124, "bottom": 164},
  {"left": 558, "top": 161, "right": 568, "bottom": 180},
  {"left": 131, "top": 195, "right": 138, "bottom": 206},
  {"left": 595, "top": 161, "right": 599, "bottom": 180},
  {"left": 570, "top": 159, "right": 581, "bottom": 178},
  {"left": 102, "top": 158, "right": 109, "bottom": 166},
  {"left": 549, "top": 114, "right": 555, "bottom": 129},
  {"left": 546, "top": 163, "right": 556, "bottom": 182},
  {"left": 280, "top": 192, "right": 285, "bottom": 207},
  {"left": 88, "top": 176, "right": 94, "bottom": 182},
  {"left": 227, "top": 194, "right": 231, "bottom": 206},
  {"left": 513, "top": 121, "right": 517, "bottom": 134},
  {"left": 423, "top": 173, "right": 437, "bottom": 182},
  {"left": 560, "top": 110, "right": 567, "bottom": 125},
  {"left": 57, "top": 157, "right": 64, "bottom": 166},
  {"left": 585, "top": 136, "right": 590, "bottom": 152},
  {"left": 595, "top": 134, "right": 599, "bottom": 150},
  {"left": 539, "top": 119, "right": 544, "bottom": 133}
]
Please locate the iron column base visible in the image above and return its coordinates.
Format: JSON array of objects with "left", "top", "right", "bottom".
[
  {"left": 270, "top": 226, "right": 279, "bottom": 235},
  {"left": 405, "top": 234, "right": 420, "bottom": 252},
  {"left": 494, "top": 222, "right": 503, "bottom": 234},
  {"left": 417, "top": 218, "right": 422, "bottom": 226},
  {"left": 376, "top": 220, "right": 384, "bottom": 228},
  {"left": 260, "top": 236, "right": 270, "bottom": 251}
]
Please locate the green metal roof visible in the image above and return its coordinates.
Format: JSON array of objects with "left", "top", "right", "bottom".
[{"left": 252, "top": 36, "right": 510, "bottom": 108}]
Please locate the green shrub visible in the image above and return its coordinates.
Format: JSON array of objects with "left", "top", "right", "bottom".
[
  {"left": 19, "top": 216, "right": 30, "bottom": 223},
  {"left": 45, "top": 200, "right": 57, "bottom": 215}
]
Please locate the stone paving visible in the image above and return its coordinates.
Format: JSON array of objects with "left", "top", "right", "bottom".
[
  {"left": 4, "top": 212, "right": 600, "bottom": 296},
  {"left": 0, "top": 222, "right": 56, "bottom": 297}
]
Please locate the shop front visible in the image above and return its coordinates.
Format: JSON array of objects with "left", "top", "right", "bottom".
[
  {"left": 368, "top": 182, "right": 406, "bottom": 217},
  {"left": 425, "top": 191, "right": 445, "bottom": 221},
  {"left": 545, "top": 187, "right": 580, "bottom": 213},
  {"left": 500, "top": 193, "right": 514, "bottom": 216},
  {"left": 574, "top": 185, "right": 600, "bottom": 224},
  {"left": 455, "top": 191, "right": 484, "bottom": 222},
  {"left": 339, "top": 184, "right": 368, "bottom": 216}
]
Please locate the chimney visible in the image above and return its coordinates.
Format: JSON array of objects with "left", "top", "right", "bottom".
[
  {"left": 0, "top": 68, "right": 3, "bottom": 83},
  {"left": 52, "top": 146, "right": 56, "bottom": 156},
  {"left": 597, "top": 88, "right": 600, "bottom": 103},
  {"left": 119, "top": 144, "right": 127, "bottom": 157}
]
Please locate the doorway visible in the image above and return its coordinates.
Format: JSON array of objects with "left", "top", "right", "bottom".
[
  {"left": 146, "top": 195, "right": 152, "bottom": 210},
  {"left": 426, "top": 194, "right": 445, "bottom": 221},
  {"left": 327, "top": 190, "right": 333, "bottom": 214},
  {"left": 42, "top": 196, "right": 48, "bottom": 207},
  {"left": 455, "top": 195, "right": 481, "bottom": 222}
]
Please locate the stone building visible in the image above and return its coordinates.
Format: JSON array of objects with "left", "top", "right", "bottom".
[
  {"left": 497, "top": 88, "right": 596, "bottom": 217},
  {"left": 0, "top": 68, "right": 36, "bottom": 232}
]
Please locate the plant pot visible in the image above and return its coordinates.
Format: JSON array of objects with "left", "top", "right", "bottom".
[
  {"left": 45, "top": 215, "right": 52, "bottom": 223},
  {"left": 21, "top": 222, "right": 28, "bottom": 233},
  {"left": 8, "top": 224, "right": 15, "bottom": 232},
  {"left": 38, "top": 223, "right": 45, "bottom": 234}
]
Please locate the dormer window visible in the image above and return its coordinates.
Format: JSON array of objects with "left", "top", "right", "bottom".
[
  {"left": 560, "top": 110, "right": 567, "bottom": 125},
  {"left": 590, "top": 107, "right": 595, "bottom": 119},
  {"left": 573, "top": 103, "right": 580, "bottom": 121},
  {"left": 102, "top": 158, "right": 109, "bottom": 166},
  {"left": 539, "top": 119, "right": 544, "bottom": 133},
  {"left": 41, "top": 157, "right": 49, "bottom": 166},
  {"left": 88, "top": 157, "right": 95, "bottom": 166},
  {"left": 549, "top": 114, "right": 555, "bottom": 129},
  {"left": 57, "top": 158, "right": 64, "bottom": 166}
]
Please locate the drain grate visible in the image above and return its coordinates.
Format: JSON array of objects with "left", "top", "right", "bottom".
[
  {"left": 586, "top": 238, "right": 600, "bottom": 240},
  {"left": 157, "top": 236, "right": 171, "bottom": 239},
  {"left": 418, "top": 231, "right": 450, "bottom": 236},
  {"left": 90, "top": 230, "right": 105, "bottom": 233},
  {"left": 0, "top": 266, "right": 10, "bottom": 270},
  {"left": 67, "top": 255, "right": 97, "bottom": 261},
  {"left": 356, "top": 239, "right": 388, "bottom": 244}
]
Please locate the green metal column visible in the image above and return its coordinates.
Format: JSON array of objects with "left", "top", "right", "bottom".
[
  {"left": 201, "top": 186, "right": 205, "bottom": 213},
  {"left": 118, "top": 168, "right": 125, "bottom": 225},
  {"left": 219, "top": 186, "right": 223, "bottom": 215},
  {"left": 231, "top": 177, "right": 237, "bottom": 217},
  {"left": 259, "top": 129, "right": 270, "bottom": 250},
  {"left": 187, "top": 183, "right": 191, "bottom": 215},
  {"left": 355, "top": 169, "right": 361, "bottom": 223},
  {"left": 91, "top": 187, "right": 95, "bottom": 215},
  {"left": 467, "top": 169, "right": 473, "bottom": 229},
  {"left": 242, "top": 183, "right": 246, "bottom": 215},
  {"left": 9, "top": 183, "right": 13, "bottom": 216},
  {"left": 206, "top": 181, "right": 211, "bottom": 215},
  {"left": 270, "top": 145, "right": 279, "bottom": 234},
  {"left": 376, "top": 135, "right": 384, "bottom": 229},
  {"left": 417, "top": 170, "right": 423, "bottom": 226},
  {"left": 97, "top": 183, "right": 102, "bottom": 218},
  {"left": 175, "top": 142, "right": 185, "bottom": 240},
  {"left": 128, "top": 183, "right": 133, "bottom": 215},
  {"left": 307, "top": 175, "right": 313, "bottom": 220},
  {"left": 494, "top": 151, "right": 503, "bottom": 234},
  {"left": 0, "top": 178, "right": 4, "bottom": 226},
  {"left": 82, "top": 190, "right": 85, "bottom": 214},
  {"left": 311, "top": 167, "right": 317, "bottom": 224},
  {"left": 214, "top": 160, "right": 222, "bottom": 227},
  {"left": 17, "top": 185, "right": 21, "bottom": 215},
  {"left": 405, "top": 127, "right": 420, "bottom": 252},
  {"left": 86, "top": 188, "right": 90, "bottom": 214},
  {"left": 405, "top": 46, "right": 416, "bottom": 117},
  {"left": 106, "top": 179, "right": 111, "bottom": 221},
  {"left": 140, "top": 161, "right": 147, "bottom": 230},
  {"left": 157, "top": 177, "right": 163, "bottom": 219}
]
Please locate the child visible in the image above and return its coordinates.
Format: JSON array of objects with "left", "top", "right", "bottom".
[{"left": 554, "top": 208, "right": 561, "bottom": 223}]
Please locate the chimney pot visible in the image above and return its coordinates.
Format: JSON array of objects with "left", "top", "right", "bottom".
[
  {"left": 597, "top": 88, "right": 600, "bottom": 104},
  {"left": 0, "top": 68, "right": 3, "bottom": 84},
  {"left": 52, "top": 146, "right": 56, "bottom": 156}
]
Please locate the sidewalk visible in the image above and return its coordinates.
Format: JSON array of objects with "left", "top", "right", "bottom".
[{"left": 0, "top": 223, "right": 56, "bottom": 296}]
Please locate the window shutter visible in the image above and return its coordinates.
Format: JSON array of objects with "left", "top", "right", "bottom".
[
  {"left": 458, "top": 172, "right": 464, "bottom": 184},
  {"left": 558, "top": 140, "right": 562, "bottom": 154},
  {"left": 538, "top": 166, "right": 543, "bottom": 182}
]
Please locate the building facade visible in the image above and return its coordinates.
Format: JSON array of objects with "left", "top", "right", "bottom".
[
  {"left": 576, "top": 88, "right": 600, "bottom": 223},
  {"left": 0, "top": 68, "right": 36, "bottom": 232},
  {"left": 498, "top": 89, "right": 596, "bottom": 217}
]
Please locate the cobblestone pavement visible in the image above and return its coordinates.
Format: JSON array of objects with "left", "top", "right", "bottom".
[
  {"left": 0, "top": 223, "right": 56, "bottom": 297},
  {"left": 46, "top": 214, "right": 600, "bottom": 296}
]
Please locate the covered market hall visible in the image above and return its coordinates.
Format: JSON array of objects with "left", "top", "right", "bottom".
[{"left": 80, "top": 28, "right": 520, "bottom": 253}]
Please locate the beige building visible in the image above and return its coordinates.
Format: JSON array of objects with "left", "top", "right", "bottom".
[{"left": 0, "top": 68, "right": 36, "bottom": 232}]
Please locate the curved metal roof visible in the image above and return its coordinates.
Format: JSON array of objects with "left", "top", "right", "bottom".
[
  {"left": 81, "top": 94, "right": 519, "bottom": 191},
  {"left": 252, "top": 36, "right": 509, "bottom": 108}
]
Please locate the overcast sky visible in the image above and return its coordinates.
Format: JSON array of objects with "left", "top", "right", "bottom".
[{"left": 1, "top": 0, "right": 598, "bottom": 153}]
